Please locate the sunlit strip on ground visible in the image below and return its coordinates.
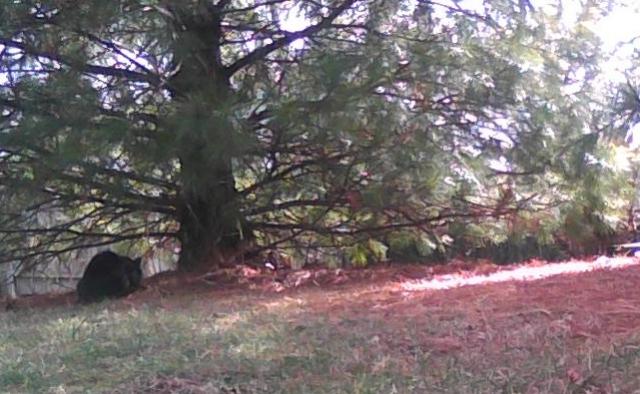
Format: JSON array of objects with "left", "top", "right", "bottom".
[{"left": 401, "top": 256, "right": 640, "bottom": 291}]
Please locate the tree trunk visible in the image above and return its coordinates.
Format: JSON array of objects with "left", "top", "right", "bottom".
[
  {"left": 176, "top": 155, "right": 250, "bottom": 271},
  {"left": 167, "top": 3, "right": 251, "bottom": 270}
]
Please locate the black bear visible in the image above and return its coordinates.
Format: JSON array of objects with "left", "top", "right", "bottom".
[{"left": 77, "top": 251, "right": 143, "bottom": 303}]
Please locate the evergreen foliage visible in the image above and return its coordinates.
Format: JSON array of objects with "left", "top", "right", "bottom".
[{"left": 0, "top": 0, "right": 634, "bottom": 269}]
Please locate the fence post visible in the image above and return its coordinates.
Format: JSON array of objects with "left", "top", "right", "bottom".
[{"left": 2, "top": 261, "right": 18, "bottom": 299}]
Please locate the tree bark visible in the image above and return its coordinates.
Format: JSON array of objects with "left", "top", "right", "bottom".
[
  {"left": 176, "top": 160, "right": 247, "bottom": 270},
  {"left": 167, "top": 2, "right": 250, "bottom": 270}
]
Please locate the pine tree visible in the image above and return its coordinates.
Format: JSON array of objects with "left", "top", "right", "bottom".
[{"left": 0, "top": 1, "right": 619, "bottom": 269}]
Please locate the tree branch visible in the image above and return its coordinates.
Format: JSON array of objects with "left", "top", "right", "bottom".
[
  {"left": 0, "top": 38, "right": 162, "bottom": 86},
  {"left": 224, "top": 0, "right": 359, "bottom": 77}
]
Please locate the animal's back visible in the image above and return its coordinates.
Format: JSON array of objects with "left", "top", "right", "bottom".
[{"left": 82, "top": 251, "right": 121, "bottom": 275}]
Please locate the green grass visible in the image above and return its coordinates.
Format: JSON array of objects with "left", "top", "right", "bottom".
[{"left": 2, "top": 293, "right": 640, "bottom": 393}]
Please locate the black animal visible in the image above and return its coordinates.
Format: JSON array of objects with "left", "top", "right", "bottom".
[{"left": 77, "top": 251, "right": 143, "bottom": 303}]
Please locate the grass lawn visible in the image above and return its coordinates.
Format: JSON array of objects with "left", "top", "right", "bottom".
[{"left": 3, "top": 258, "right": 640, "bottom": 393}]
